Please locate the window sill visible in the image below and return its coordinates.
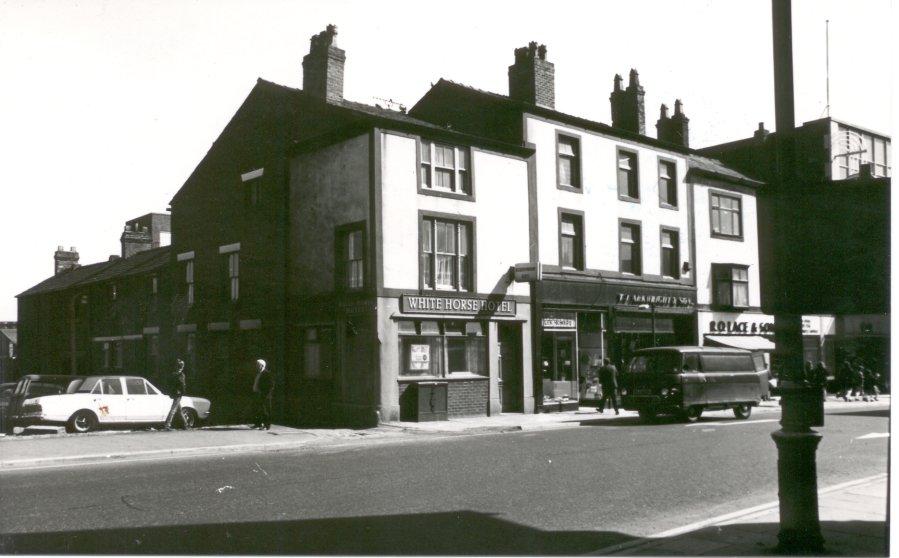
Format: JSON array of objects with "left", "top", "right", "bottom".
[
  {"left": 556, "top": 184, "right": 582, "bottom": 193},
  {"left": 618, "top": 195, "right": 641, "bottom": 203},
  {"left": 710, "top": 304, "right": 750, "bottom": 312},
  {"left": 418, "top": 187, "right": 475, "bottom": 202},
  {"left": 710, "top": 233, "right": 745, "bottom": 242},
  {"left": 659, "top": 202, "right": 679, "bottom": 211}
]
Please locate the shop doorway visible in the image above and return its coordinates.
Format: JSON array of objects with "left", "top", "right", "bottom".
[
  {"left": 541, "top": 332, "right": 578, "bottom": 401},
  {"left": 498, "top": 323, "right": 523, "bottom": 412}
]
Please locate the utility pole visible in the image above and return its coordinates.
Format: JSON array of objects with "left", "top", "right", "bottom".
[{"left": 768, "top": 0, "right": 825, "bottom": 552}]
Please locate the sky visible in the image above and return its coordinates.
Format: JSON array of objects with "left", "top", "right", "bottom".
[{"left": 0, "top": 0, "right": 892, "bottom": 321}]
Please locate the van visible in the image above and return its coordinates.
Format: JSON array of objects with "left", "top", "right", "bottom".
[{"left": 620, "top": 346, "right": 766, "bottom": 422}]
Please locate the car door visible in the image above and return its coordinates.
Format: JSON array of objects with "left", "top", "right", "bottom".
[
  {"left": 95, "top": 378, "right": 128, "bottom": 424},
  {"left": 123, "top": 377, "right": 155, "bottom": 421},
  {"left": 143, "top": 379, "right": 174, "bottom": 422}
]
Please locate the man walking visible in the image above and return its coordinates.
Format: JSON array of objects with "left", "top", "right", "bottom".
[
  {"left": 252, "top": 359, "right": 274, "bottom": 430},
  {"left": 597, "top": 358, "right": 619, "bottom": 415},
  {"left": 164, "top": 358, "right": 186, "bottom": 430}
]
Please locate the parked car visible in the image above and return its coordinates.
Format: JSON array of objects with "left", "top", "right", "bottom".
[
  {"left": 3, "top": 375, "right": 85, "bottom": 434},
  {"left": 12, "top": 375, "right": 211, "bottom": 433}
]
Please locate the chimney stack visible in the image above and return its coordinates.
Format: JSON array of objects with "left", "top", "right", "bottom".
[
  {"left": 656, "top": 99, "right": 689, "bottom": 147},
  {"left": 610, "top": 69, "right": 646, "bottom": 135},
  {"left": 754, "top": 121, "right": 770, "bottom": 141},
  {"left": 508, "top": 42, "right": 555, "bottom": 109},
  {"left": 121, "top": 221, "right": 153, "bottom": 258},
  {"left": 54, "top": 245, "right": 80, "bottom": 275},
  {"left": 302, "top": 24, "right": 345, "bottom": 103}
]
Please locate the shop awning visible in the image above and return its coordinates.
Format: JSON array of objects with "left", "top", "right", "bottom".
[{"left": 705, "top": 335, "right": 775, "bottom": 351}]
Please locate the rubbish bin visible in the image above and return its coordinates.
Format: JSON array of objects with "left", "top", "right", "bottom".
[{"left": 400, "top": 381, "right": 448, "bottom": 422}]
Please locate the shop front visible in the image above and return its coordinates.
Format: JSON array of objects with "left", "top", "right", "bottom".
[{"left": 534, "top": 279, "right": 696, "bottom": 410}]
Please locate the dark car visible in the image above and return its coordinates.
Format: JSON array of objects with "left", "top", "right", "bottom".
[{"left": 3, "top": 375, "right": 84, "bottom": 434}]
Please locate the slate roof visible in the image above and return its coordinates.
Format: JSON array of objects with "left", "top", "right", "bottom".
[
  {"left": 17, "top": 246, "right": 171, "bottom": 298},
  {"left": 685, "top": 154, "right": 764, "bottom": 187}
]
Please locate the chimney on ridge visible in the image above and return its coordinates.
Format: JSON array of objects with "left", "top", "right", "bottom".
[
  {"left": 121, "top": 222, "right": 153, "bottom": 258},
  {"left": 610, "top": 69, "right": 646, "bottom": 135},
  {"left": 508, "top": 42, "right": 555, "bottom": 109},
  {"left": 656, "top": 99, "right": 690, "bottom": 147},
  {"left": 54, "top": 245, "right": 80, "bottom": 275},
  {"left": 754, "top": 122, "right": 770, "bottom": 141},
  {"left": 302, "top": 24, "right": 345, "bottom": 103}
]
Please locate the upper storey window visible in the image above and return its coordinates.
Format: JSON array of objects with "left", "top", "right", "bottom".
[
  {"left": 557, "top": 134, "right": 581, "bottom": 191},
  {"left": 617, "top": 149, "right": 639, "bottom": 201},
  {"left": 710, "top": 192, "right": 743, "bottom": 240},
  {"left": 658, "top": 159, "right": 677, "bottom": 208},
  {"left": 420, "top": 140, "right": 470, "bottom": 196}
]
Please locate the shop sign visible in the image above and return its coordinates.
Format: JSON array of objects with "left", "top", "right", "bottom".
[
  {"left": 401, "top": 295, "right": 516, "bottom": 316},
  {"left": 513, "top": 262, "right": 542, "bottom": 282},
  {"left": 708, "top": 320, "right": 774, "bottom": 334},
  {"left": 409, "top": 344, "right": 430, "bottom": 370},
  {"left": 542, "top": 311, "right": 576, "bottom": 330},
  {"left": 615, "top": 293, "right": 693, "bottom": 308}
]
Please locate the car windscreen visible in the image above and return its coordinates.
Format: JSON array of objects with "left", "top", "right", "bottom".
[
  {"left": 76, "top": 377, "right": 100, "bottom": 393},
  {"left": 628, "top": 352, "right": 681, "bottom": 374}
]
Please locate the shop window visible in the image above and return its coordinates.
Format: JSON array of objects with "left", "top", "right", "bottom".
[
  {"left": 619, "top": 221, "right": 642, "bottom": 275},
  {"left": 710, "top": 192, "right": 742, "bottom": 239},
  {"left": 557, "top": 134, "right": 581, "bottom": 190},
  {"left": 421, "top": 217, "right": 472, "bottom": 292},
  {"left": 303, "top": 327, "right": 335, "bottom": 380},
  {"left": 617, "top": 149, "right": 639, "bottom": 201},
  {"left": 712, "top": 264, "right": 749, "bottom": 308},
  {"left": 420, "top": 140, "right": 470, "bottom": 195},
  {"left": 398, "top": 320, "right": 487, "bottom": 377},
  {"left": 658, "top": 159, "right": 677, "bottom": 207},
  {"left": 660, "top": 228, "right": 680, "bottom": 279},
  {"left": 337, "top": 224, "right": 365, "bottom": 291},
  {"left": 559, "top": 212, "right": 584, "bottom": 270}
]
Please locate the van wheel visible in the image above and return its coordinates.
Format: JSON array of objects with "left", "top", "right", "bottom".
[
  {"left": 638, "top": 408, "right": 657, "bottom": 422},
  {"left": 733, "top": 404, "right": 752, "bottom": 419},
  {"left": 681, "top": 406, "right": 703, "bottom": 422},
  {"left": 66, "top": 410, "right": 98, "bottom": 433}
]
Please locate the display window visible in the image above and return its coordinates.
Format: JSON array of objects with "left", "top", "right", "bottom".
[{"left": 398, "top": 319, "right": 487, "bottom": 377}]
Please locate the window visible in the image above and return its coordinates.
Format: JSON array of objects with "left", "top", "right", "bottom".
[
  {"left": 102, "top": 342, "right": 111, "bottom": 369},
  {"left": 421, "top": 217, "right": 472, "bottom": 291},
  {"left": 151, "top": 275, "right": 158, "bottom": 296},
  {"left": 420, "top": 140, "right": 470, "bottom": 195},
  {"left": 125, "top": 378, "right": 148, "bottom": 395},
  {"left": 617, "top": 149, "right": 639, "bottom": 200},
  {"left": 619, "top": 222, "right": 642, "bottom": 275},
  {"left": 228, "top": 253, "right": 239, "bottom": 301},
  {"left": 339, "top": 227, "right": 365, "bottom": 290},
  {"left": 399, "top": 320, "right": 487, "bottom": 377},
  {"left": 303, "top": 327, "right": 334, "bottom": 380},
  {"left": 242, "top": 168, "right": 264, "bottom": 206},
  {"left": 873, "top": 138, "right": 890, "bottom": 177},
  {"left": 111, "top": 284, "right": 117, "bottom": 301},
  {"left": 713, "top": 264, "right": 750, "bottom": 308},
  {"left": 113, "top": 341, "right": 123, "bottom": 369},
  {"left": 185, "top": 260, "right": 194, "bottom": 305},
  {"left": 710, "top": 192, "right": 742, "bottom": 239},
  {"left": 658, "top": 159, "right": 677, "bottom": 207},
  {"left": 660, "top": 229, "right": 680, "bottom": 279},
  {"left": 557, "top": 135, "right": 581, "bottom": 189},
  {"left": 100, "top": 378, "right": 122, "bottom": 395},
  {"left": 559, "top": 212, "right": 584, "bottom": 270}
]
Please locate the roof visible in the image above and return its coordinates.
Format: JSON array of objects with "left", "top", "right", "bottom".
[
  {"left": 0, "top": 328, "right": 15, "bottom": 345},
  {"left": 410, "top": 79, "right": 758, "bottom": 186},
  {"left": 17, "top": 246, "right": 171, "bottom": 298}
]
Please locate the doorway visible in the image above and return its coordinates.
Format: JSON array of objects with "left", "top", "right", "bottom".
[
  {"left": 540, "top": 332, "right": 578, "bottom": 400},
  {"left": 498, "top": 323, "right": 523, "bottom": 412}
]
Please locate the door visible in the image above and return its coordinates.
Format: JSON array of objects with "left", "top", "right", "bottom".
[
  {"left": 540, "top": 332, "right": 578, "bottom": 400},
  {"left": 498, "top": 323, "right": 523, "bottom": 412},
  {"left": 95, "top": 378, "right": 128, "bottom": 423},
  {"left": 125, "top": 377, "right": 169, "bottom": 421}
]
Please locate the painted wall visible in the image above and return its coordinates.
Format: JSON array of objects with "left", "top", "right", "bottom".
[
  {"left": 692, "top": 179, "right": 761, "bottom": 307},
  {"left": 524, "top": 116, "right": 692, "bottom": 277},
  {"left": 379, "top": 132, "right": 531, "bottom": 297}
]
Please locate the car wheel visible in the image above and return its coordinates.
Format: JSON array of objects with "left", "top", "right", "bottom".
[
  {"left": 733, "top": 404, "right": 752, "bottom": 419},
  {"left": 637, "top": 408, "right": 657, "bottom": 422},
  {"left": 66, "top": 410, "right": 98, "bottom": 434},
  {"left": 181, "top": 408, "right": 198, "bottom": 429},
  {"left": 681, "top": 406, "right": 703, "bottom": 423}
]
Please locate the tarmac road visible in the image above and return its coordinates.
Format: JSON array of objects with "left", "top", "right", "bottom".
[{"left": 0, "top": 406, "right": 888, "bottom": 555}]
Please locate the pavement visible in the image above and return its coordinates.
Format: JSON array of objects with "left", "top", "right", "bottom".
[{"left": 0, "top": 395, "right": 889, "bottom": 556}]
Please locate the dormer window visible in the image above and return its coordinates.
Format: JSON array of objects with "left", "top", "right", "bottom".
[{"left": 420, "top": 140, "right": 471, "bottom": 196}]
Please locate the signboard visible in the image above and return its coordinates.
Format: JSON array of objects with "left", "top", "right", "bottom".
[
  {"left": 541, "top": 310, "right": 576, "bottom": 330},
  {"left": 401, "top": 295, "right": 516, "bottom": 316},
  {"left": 708, "top": 320, "right": 774, "bottom": 335},
  {"left": 615, "top": 292, "right": 693, "bottom": 309},
  {"left": 410, "top": 344, "right": 430, "bottom": 371},
  {"left": 513, "top": 262, "right": 542, "bottom": 283}
]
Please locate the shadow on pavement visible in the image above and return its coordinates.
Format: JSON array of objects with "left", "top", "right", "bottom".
[
  {"left": 825, "top": 409, "right": 889, "bottom": 419},
  {"left": 610, "top": 520, "right": 888, "bottom": 557},
  {"left": 0, "top": 511, "right": 637, "bottom": 555}
]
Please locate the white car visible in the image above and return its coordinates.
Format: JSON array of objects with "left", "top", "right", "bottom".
[{"left": 17, "top": 376, "right": 211, "bottom": 433}]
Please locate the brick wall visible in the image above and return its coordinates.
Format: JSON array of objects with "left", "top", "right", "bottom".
[{"left": 447, "top": 378, "right": 489, "bottom": 417}]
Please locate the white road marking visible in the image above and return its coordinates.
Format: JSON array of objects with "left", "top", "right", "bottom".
[
  {"left": 687, "top": 419, "right": 778, "bottom": 427},
  {"left": 855, "top": 432, "right": 889, "bottom": 440}
]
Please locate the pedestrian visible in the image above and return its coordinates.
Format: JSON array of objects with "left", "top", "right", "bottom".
[
  {"left": 812, "top": 361, "right": 828, "bottom": 401},
  {"left": 863, "top": 366, "right": 880, "bottom": 402},
  {"left": 837, "top": 359, "right": 852, "bottom": 402},
  {"left": 164, "top": 358, "right": 186, "bottom": 430},
  {"left": 804, "top": 361, "right": 814, "bottom": 385},
  {"left": 852, "top": 361, "right": 867, "bottom": 402},
  {"left": 597, "top": 358, "right": 619, "bottom": 415},
  {"left": 251, "top": 358, "right": 274, "bottom": 430}
]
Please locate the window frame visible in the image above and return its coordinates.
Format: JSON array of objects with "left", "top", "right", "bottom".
[
  {"left": 185, "top": 260, "right": 195, "bottom": 306},
  {"left": 335, "top": 221, "right": 367, "bottom": 293},
  {"left": 617, "top": 147, "right": 640, "bottom": 202},
  {"left": 242, "top": 167, "right": 264, "bottom": 207},
  {"left": 709, "top": 190, "right": 744, "bottom": 241},
  {"left": 657, "top": 156, "right": 679, "bottom": 209},
  {"left": 659, "top": 226, "right": 681, "bottom": 279},
  {"left": 711, "top": 263, "right": 751, "bottom": 309},
  {"left": 618, "top": 219, "right": 643, "bottom": 275},
  {"left": 555, "top": 131, "right": 583, "bottom": 193},
  {"left": 557, "top": 208, "right": 585, "bottom": 271},
  {"left": 227, "top": 252, "right": 239, "bottom": 302},
  {"left": 418, "top": 211, "right": 476, "bottom": 293},
  {"left": 397, "top": 319, "right": 488, "bottom": 378},
  {"left": 416, "top": 138, "right": 475, "bottom": 201}
]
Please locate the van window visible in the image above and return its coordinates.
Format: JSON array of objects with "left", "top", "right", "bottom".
[
  {"left": 700, "top": 354, "right": 754, "bottom": 372},
  {"left": 629, "top": 352, "right": 681, "bottom": 374},
  {"left": 751, "top": 353, "right": 767, "bottom": 372}
]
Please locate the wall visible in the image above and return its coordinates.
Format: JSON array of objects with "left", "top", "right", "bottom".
[{"left": 524, "top": 116, "right": 692, "bottom": 277}]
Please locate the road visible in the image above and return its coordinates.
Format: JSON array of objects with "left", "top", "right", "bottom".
[{"left": 0, "top": 406, "right": 888, "bottom": 555}]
